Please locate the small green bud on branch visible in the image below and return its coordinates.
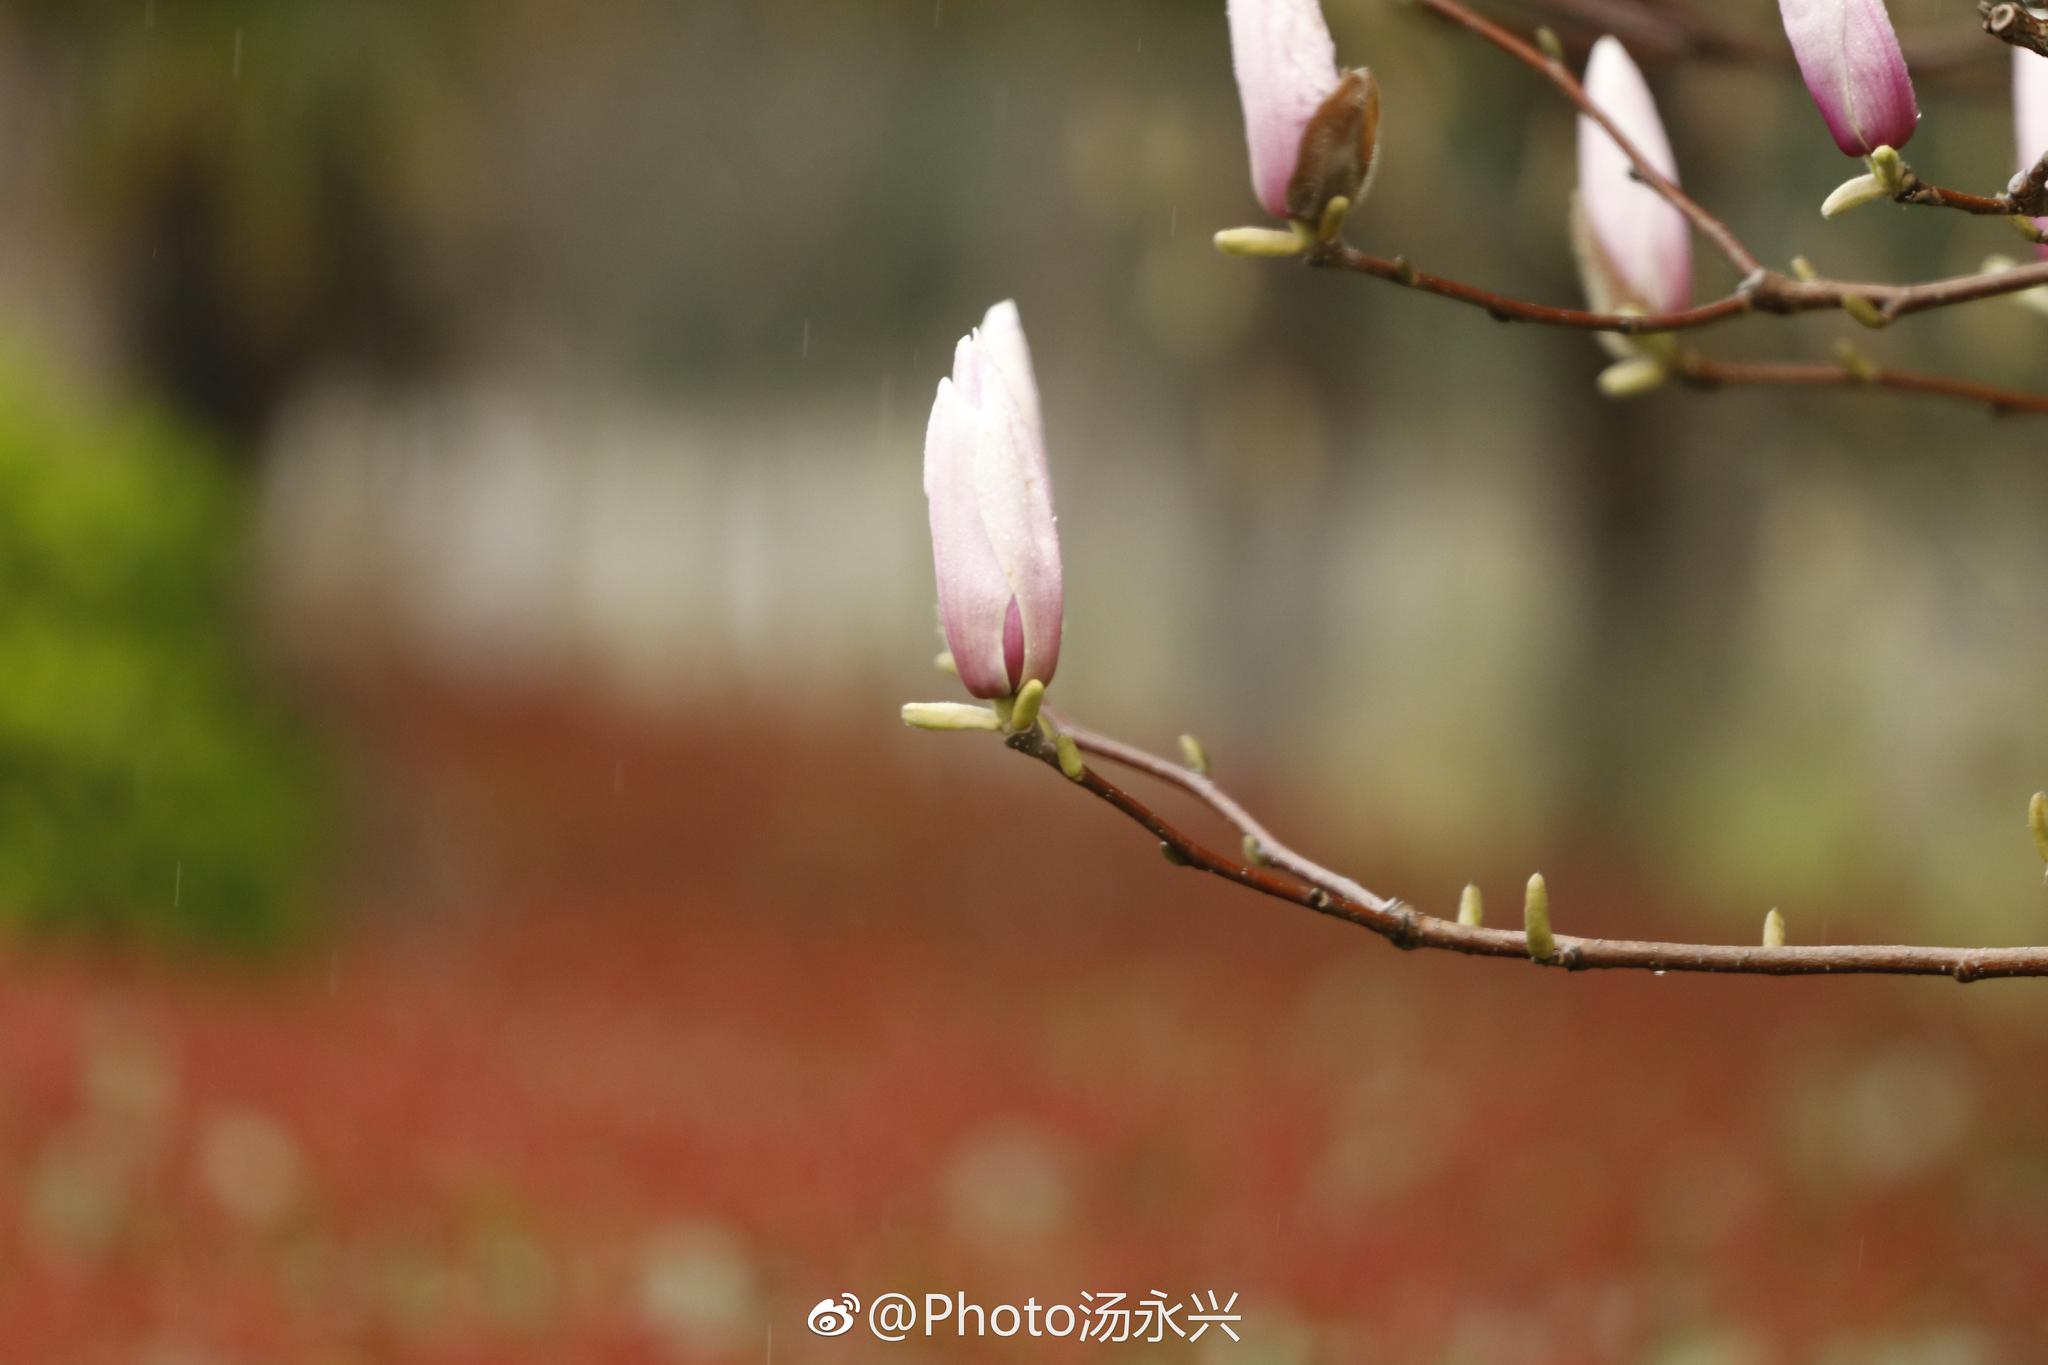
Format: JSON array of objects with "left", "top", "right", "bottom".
[
  {"left": 1524, "top": 873, "right": 1555, "bottom": 960},
  {"left": 1007, "top": 679, "right": 1045, "bottom": 734},
  {"left": 902, "top": 702, "right": 1002, "bottom": 732},
  {"left": 1597, "top": 355, "right": 1669, "bottom": 398},
  {"left": 1214, "top": 226, "right": 1311, "bottom": 258},
  {"left": 1821, "top": 172, "right": 1888, "bottom": 219}
]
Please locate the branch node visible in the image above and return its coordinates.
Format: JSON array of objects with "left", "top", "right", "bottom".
[
  {"left": 1388, "top": 901, "right": 1422, "bottom": 950},
  {"left": 1160, "top": 840, "right": 1192, "bottom": 867},
  {"left": 1307, "top": 887, "right": 1332, "bottom": 910}
]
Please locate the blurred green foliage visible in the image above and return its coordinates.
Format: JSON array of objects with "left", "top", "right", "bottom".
[{"left": 0, "top": 348, "right": 317, "bottom": 944}]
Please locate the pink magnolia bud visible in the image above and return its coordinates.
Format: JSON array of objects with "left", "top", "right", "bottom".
[
  {"left": 2016, "top": 48, "right": 2048, "bottom": 254},
  {"left": 1574, "top": 37, "right": 1691, "bottom": 320},
  {"left": 1778, "top": 0, "right": 1918, "bottom": 156},
  {"left": 922, "top": 301, "right": 1062, "bottom": 701},
  {"left": 1227, "top": 0, "right": 1381, "bottom": 223}
]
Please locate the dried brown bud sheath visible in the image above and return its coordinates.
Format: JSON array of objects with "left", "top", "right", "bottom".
[{"left": 1285, "top": 67, "right": 1380, "bottom": 227}]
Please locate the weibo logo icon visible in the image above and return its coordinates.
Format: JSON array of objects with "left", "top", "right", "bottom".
[{"left": 808, "top": 1293, "right": 860, "bottom": 1337}]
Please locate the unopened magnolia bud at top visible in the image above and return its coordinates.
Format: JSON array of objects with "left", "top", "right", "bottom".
[
  {"left": 923, "top": 301, "right": 1063, "bottom": 700},
  {"left": 1572, "top": 37, "right": 1690, "bottom": 340},
  {"left": 1778, "top": 0, "right": 1918, "bottom": 156},
  {"left": 1227, "top": 0, "right": 1381, "bottom": 226},
  {"left": 2016, "top": 48, "right": 2048, "bottom": 254}
]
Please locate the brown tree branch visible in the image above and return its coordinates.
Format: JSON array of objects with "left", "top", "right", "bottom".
[
  {"left": 1983, "top": 1, "right": 2048, "bottom": 59},
  {"left": 1675, "top": 354, "right": 2048, "bottom": 416},
  {"left": 1894, "top": 180, "right": 2023, "bottom": 216},
  {"left": 1009, "top": 719, "right": 2048, "bottom": 983},
  {"left": 1304, "top": 243, "right": 1753, "bottom": 333},
  {"left": 1308, "top": 241, "right": 2048, "bottom": 335},
  {"left": 1888, "top": 152, "right": 2048, "bottom": 220}
]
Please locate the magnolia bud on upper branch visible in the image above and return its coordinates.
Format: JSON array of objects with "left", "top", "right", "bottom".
[
  {"left": 1227, "top": 0, "right": 1381, "bottom": 235},
  {"left": 1778, "top": 0, "right": 1919, "bottom": 156}
]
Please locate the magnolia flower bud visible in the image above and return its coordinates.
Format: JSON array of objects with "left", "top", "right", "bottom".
[
  {"left": 2016, "top": 49, "right": 2048, "bottom": 253},
  {"left": 1778, "top": 0, "right": 1918, "bottom": 156},
  {"left": 1227, "top": 0, "right": 1380, "bottom": 226},
  {"left": 922, "top": 301, "right": 1063, "bottom": 701},
  {"left": 1572, "top": 37, "right": 1690, "bottom": 351}
]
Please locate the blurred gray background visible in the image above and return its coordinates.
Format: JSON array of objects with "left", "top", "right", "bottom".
[{"left": 0, "top": 0, "right": 2009, "bottom": 936}]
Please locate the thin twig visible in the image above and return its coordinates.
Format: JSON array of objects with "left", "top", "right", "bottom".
[
  {"left": 1010, "top": 721, "right": 2048, "bottom": 982},
  {"left": 1890, "top": 152, "right": 2048, "bottom": 219},
  {"left": 1309, "top": 240, "right": 2048, "bottom": 335},
  {"left": 1047, "top": 713, "right": 1395, "bottom": 912},
  {"left": 1894, "top": 181, "right": 2020, "bottom": 216},
  {"left": 1306, "top": 244, "right": 1754, "bottom": 333},
  {"left": 1413, "top": 0, "right": 1761, "bottom": 276},
  {"left": 1677, "top": 354, "right": 2048, "bottom": 415}
]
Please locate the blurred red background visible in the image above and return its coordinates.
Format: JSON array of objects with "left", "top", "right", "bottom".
[{"left": 1, "top": 676, "right": 2042, "bottom": 1363}]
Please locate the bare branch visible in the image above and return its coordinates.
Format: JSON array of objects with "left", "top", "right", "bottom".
[
  {"left": 1676, "top": 354, "right": 2048, "bottom": 416},
  {"left": 1983, "top": 1, "right": 2048, "bottom": 60},
  {"left": 1010, "top": 721, "right": 2048, "bottom": 983},
  {"left": 1304, "top": 243, "right": 1753, "bottom": 333},
  {"left": 1307, "top": 241, "right": 2048, "bottom": 338}
]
